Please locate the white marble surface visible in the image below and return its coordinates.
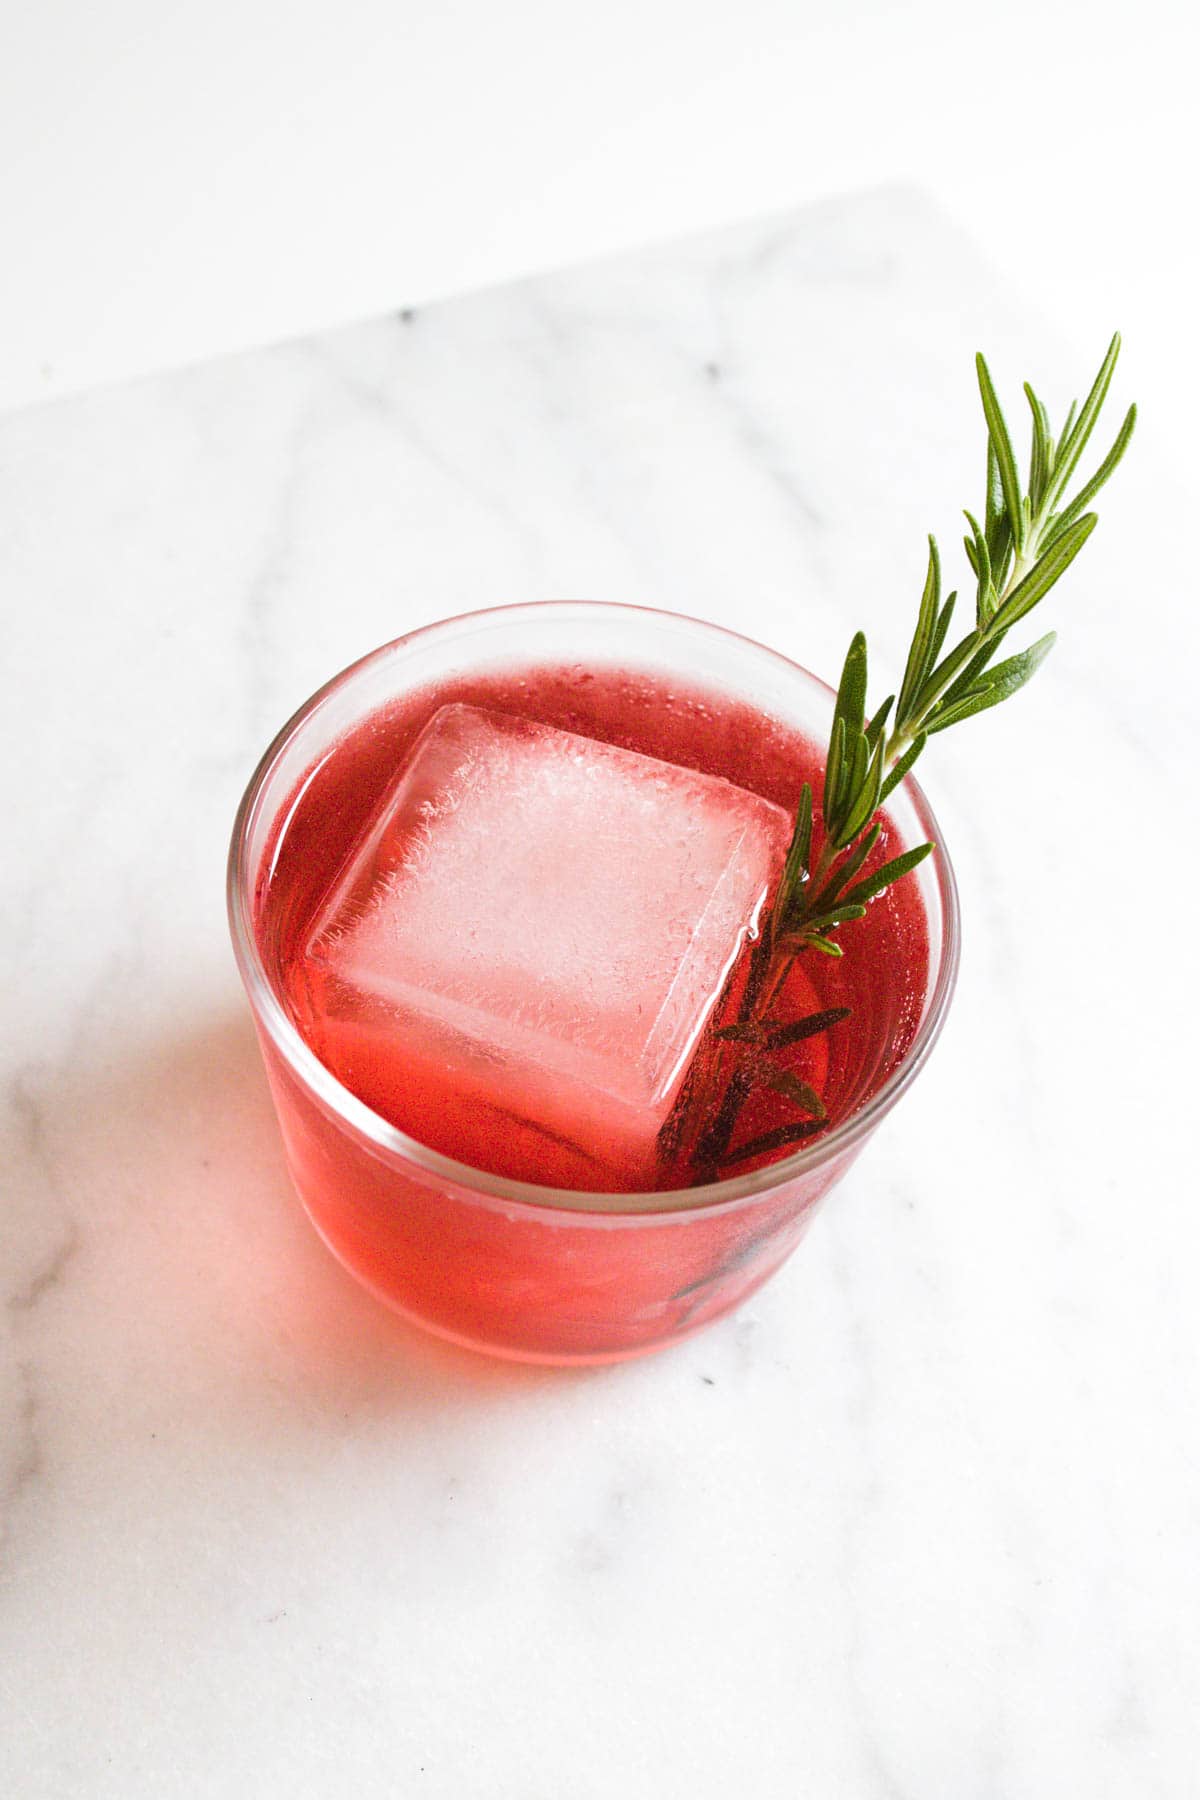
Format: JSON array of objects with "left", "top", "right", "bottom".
[{"left": 1, "top": 188, "right": 1196, "bottom": 1797}]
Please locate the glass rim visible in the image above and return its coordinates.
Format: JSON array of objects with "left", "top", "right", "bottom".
[{"left": 227, "top": 600, "right": 961, "bottom": 1219}]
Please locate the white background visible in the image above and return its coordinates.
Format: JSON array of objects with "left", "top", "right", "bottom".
[{"left": 0, "top": 0, "right": 1195, "bottom": 463}]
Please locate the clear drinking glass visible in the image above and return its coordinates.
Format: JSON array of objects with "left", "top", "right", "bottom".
[{"left": 228, "top": 603, "right": 959, "bottom": 1364}]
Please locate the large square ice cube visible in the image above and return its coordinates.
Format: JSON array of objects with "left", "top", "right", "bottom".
[{"left": 295, "top": 703, "right": 791, "bottom": 1188}]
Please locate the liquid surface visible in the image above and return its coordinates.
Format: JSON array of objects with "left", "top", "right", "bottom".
[{"left": 257, "top": 663, "right": 930, "bottom": 1192}]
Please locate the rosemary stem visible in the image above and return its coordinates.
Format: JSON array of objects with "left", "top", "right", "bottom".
[
  {"left": 753, "top": 944, "right": 796, "bottom": 1023},
  {"left": 885, "top": 534, "right": 1041, "bottom": 764}
]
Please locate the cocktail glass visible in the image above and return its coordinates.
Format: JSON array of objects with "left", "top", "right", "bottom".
[{"left": 228, "top": 603, "right": 959, "bottom": 1364}]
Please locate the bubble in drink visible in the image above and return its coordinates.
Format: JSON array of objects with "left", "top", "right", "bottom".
[{"left": 291, "top": 703, "right": 791, "bottom": 1188}]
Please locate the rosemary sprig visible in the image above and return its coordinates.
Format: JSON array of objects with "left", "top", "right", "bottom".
[{"left": 682, "top": 334, "right": 1136, "bottom": 1177}]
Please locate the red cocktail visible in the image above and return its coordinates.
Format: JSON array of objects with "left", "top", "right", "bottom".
[{"left": 229, "top": 603, "right": 958, "bottom": 1362}]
